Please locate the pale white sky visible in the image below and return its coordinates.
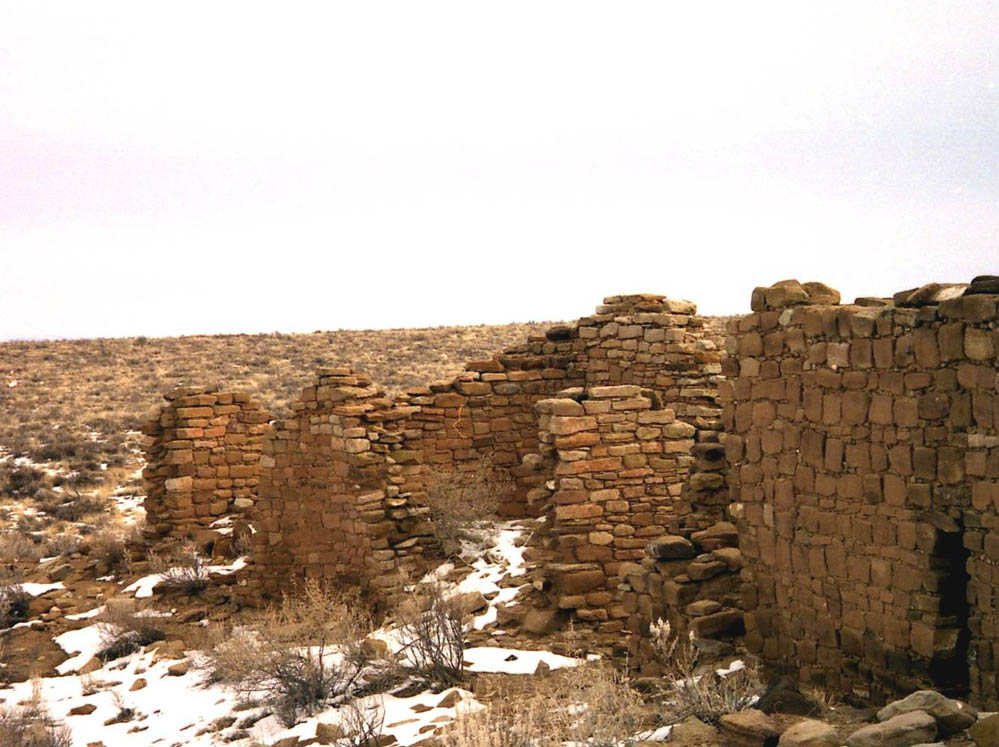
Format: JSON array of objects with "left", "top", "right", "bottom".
[{"left": 2, "top": 2, "right": 997, "bottom": 339}]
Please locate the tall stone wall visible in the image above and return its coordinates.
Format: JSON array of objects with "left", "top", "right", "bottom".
[
  {"left": 141, "top": 386, "right": 269, "bottom": 543},
  {"left": 246, "top": 368, "right": 434, "bottom": 599},
  {"left": 724, "top": 278, "right": 999, "bottom": 705}
]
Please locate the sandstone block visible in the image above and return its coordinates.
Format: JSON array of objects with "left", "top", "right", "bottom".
[{"left": 846, "top": 711, "right": 936, "bottom": 747}]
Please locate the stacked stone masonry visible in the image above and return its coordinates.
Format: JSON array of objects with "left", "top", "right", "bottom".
[
  {"left": 247, "top": 368, "right": 435, "bottom": 598},
  {"left": 142, "top": 386, "right": 268, "bottom": 542},
  {"left": 724, "top": 276, "right": 999, "bottom": 707},
  {"left": 142, "top": 295, "right": 728, "bottom": 609}
]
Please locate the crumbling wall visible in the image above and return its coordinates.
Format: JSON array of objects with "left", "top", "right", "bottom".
[
  {"left": 245, "top": 368, "right": 434, "bottom": 599},
  {"left": 142, "top": 386, "right": 269, "bottom": 544},
  {"left": 724, "top": 277, "right": 999, "bottom": 705}
]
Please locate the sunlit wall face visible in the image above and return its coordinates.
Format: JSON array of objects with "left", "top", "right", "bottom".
[{"left": 2, "top": 1, "right": 997, "bottom": 339}]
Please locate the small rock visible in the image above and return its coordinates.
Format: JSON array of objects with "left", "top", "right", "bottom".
[
  {"left": 129, "top": 678, "right": 147, "bottom": 691},
  {"left": 315, "top": 721, "right": 346, "bottom": 744},
  {"left": 167, "top": 660, "right": 190, "bottom": 676},
  {"left": 69, "top": 703, "right": 97, "bottom": 716},
  {"left": 645, "top": 535, "right": 695, "bottom": 560},
  {"left": 436, "top": 690, "right": 463, "bottom": 708},
  {"left": 969, "top": 712, "right": 999, "bottom": 746},
  {"left": 719, "top": 708, "right": 781, "bottom": 746},
  {"left": 47, "top": 563, "right": 75, "bottom": 582},
  {"left": 691, "top": 522, "right": 739, "bottom": 551},
  {"left": 877, "top": 690, "right": 977, "bottom": 736},
  {"left": 684, "top": 600, "right": 722, "bottom": 618},
  {"left": 523, "top": 608, "right": 562, "bottom": 636},
  {"left": 778, "top": 719, "right": 837, "bottom": 747},
  {"left": 670, "top": 715, "right": 718, "bottom": 745},
  {"left": 846, "top": 710, "right": 936, "bottom": 747}
]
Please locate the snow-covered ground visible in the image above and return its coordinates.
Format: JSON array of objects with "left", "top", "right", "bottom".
[{"left": 0, "top": 520, "right": 605, "bottom": 746}]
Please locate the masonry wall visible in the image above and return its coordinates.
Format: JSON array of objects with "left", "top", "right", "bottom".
[
  {"left": 142, "top": 386, "right": 268, "bottom": 543},
  {"left": 246, "top": 368, "right": 434, "bottom": 599},
  {"left": 724, "top": 287, "right": 999, "bottom": 705}
]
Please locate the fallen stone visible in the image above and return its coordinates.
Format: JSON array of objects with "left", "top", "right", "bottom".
[
  {"left": 691, "top": 522, "right": 739, "bottom": 551},
  {"left": 523, "top": 608, "right": 562, "bottom": 636},
  {"left": 877, "top": 690, "right": 977, "bottom": 736},
  {"left": 778, "top": 719, "right": 837, "bottom": 747},
  {"left": 47, "top": 563, "right": 75, "bottom": 582},
  {"left": 69, "top": 703, "right": 97, "bottom": 716},
  {"left": 129, "top": 678, "right": 147, "bottom": 691},
  {"left": 846, "top": 710, "right": 936, "bottom": 747},
  {"left": 690, "top": 609, "right": 745, "bottom": 638},
  {"left": 645, "top": 535, "right": 695, "bottom": 560},
  {"left": 684, "top": 600, "right": 722, "bottom": 618},
  {"left": 969, "top": 713, "right": 999, "bottom": 746},
  {"left": 670, "top": 715, "right": 718, "bottom": 745},
  {"left": 167, "top": 660, "right": 190, "bottom": 676},
  {"left": 719, "top": 708, "right": 781, "bottom": 746}
]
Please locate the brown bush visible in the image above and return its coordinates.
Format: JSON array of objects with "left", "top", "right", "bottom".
[
  {"left": 206, "top": 579, "right": 377, "bottom": 727},
  {"left": 423, "top": 461, "right": 512, "bottom": 557}
]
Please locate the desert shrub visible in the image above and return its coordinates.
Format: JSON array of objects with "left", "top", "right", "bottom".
[
  {"left": 0, "top": 683, "right": 72, "bottom": 747},
  {"left": 96, "top": 602, "right": 167, "bottom": 661},
  {"left": 88, "top": 528, "right": 134, "bottom": 576},
  {"left": 331, "top": 701, "right": 386, "bottom": 747},
  {"left": 41, "top": 533, "right": 81, "bottom": 558},
  {"left": 0, "top": 534, "right": 42, "bottom": 563},
  {"left": 0, "top": 583, "right": 31, "bottom": 629},
  {"left": 207, "top": 579, "right": 375, "bottom": 727},
  {"left": 442, "top": 663, "right": 648, "bottom": 747},
  {"left": 2, "top": 467, "right": 48, "bottom": 498},
  {"left": 423, "top": 461, "right": 511, "bottom": 557},
  {"left": 395, "top": 582, "right": 465, "bottom": 688},
  {"left": 152, "top": 546, "right": 210, "bottom": 593},
  {"left": 46, "top": 496, "right": 107, "bottom": 523},
  {"left": 650, "top": 619, "right": 761, "bottom": 725}
]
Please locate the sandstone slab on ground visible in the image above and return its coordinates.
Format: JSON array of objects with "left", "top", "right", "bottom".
[
  {"left": 778, "top": 719, "right": 838, "bottom": 747},
  {"left": 846, "top": 711, "right": 936, "bottom": 747},
  {"left": 877, "top": 690, "right": 977, "bottom": 736}
]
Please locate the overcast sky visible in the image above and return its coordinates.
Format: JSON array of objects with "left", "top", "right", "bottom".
[{"left": 2, "top": 2, "right": 997, "bottom": 340}]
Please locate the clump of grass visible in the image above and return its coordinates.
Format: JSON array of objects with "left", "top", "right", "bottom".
[
  {"left": 423, "top": 460, "right": 511, "bottom": 557},
  {"left": 650, "top": 619, "right": 762, "bottom": 725},
  {"left": 206, "top": 579, "right": 378, "bottom": 727},
  {"left": 151, "top": 545, "right": 210, "bottom": 593},
  {"left": 395, "top": 582, "right": 466, "bottom": 689},
  {"left": 96, "top": 601, "right": 167, "bottom": 661},
  {"left": 442, "top": 663, "right": 649, "bottom": 747}
]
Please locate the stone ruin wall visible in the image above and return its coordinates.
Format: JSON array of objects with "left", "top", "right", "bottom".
[
  {"left": 141, "top": 386, "right": 269, "bottom": 547},
  {"left": 724, "top": 277, "right": 999, "bottom": 707},
  {"left": 245, "top": 368, "right": 435, "bottom": 598},
  {"left": 141, "top": 295, "right": 729, "bottom": 603}
]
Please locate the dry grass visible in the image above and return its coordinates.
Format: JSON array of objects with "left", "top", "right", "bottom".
[
  {"left": 423, "top": 460, "right": 512, "bottom": 558},
  {"left": 0, "top": 682, "right": 72, "bottom": 747},
  {"left": 205, "top": 579, "right": 380, "bottom": 727},
  {"left": 649, "top": 619, "right": 762, "bottom": 726},
  {"left": 442, "top": 663, "right": 650, "bottom": 747},
  {"left": 0, "top": 323, "right": 555, "bottom": 550}
]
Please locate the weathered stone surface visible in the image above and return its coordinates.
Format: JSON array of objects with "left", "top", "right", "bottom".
[
  {"left": 845, "top": 711, "right": 936, "bottom": 747},
  {"left": 969, "top": 713, "right": 999, "bottom": 746},
  {"left": 778, "top": 719, "right": 838, "bottom": 747},
  {"left": 645, "top": 535, "right": 695, "bottom": 560},
  {"left": 719, "top": 709, "right": 781, "bottom": 745},
  {"left": 877, "top": 690, "right": 977, "bottom": 736}
]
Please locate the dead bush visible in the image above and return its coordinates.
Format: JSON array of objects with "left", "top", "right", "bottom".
[
  {"left": 650, "top": 618, "right": 761, "bottom": 725},
  {"left": 151, "top": 546, "right": 210, "bottom": 593},
  {"left": 88, "top": 528, "right": 134, "bottom": 576},
  {"left": 442, "top": 663, "right": 649, "bottom": 747},
  {"left": 423, "top": 461, "right": 511, "bottom": 557},
  {"left": 96, "top": 602, "right": 167, "bottom": 661},
  {"left": 0, "top": 683, "right": 72, "bottom": 747},
  {"left": 395, "top": 582, "right": 465, "bottom": 688},
  {"left": 207, "top": 579, "right": 375, "bottom": 727},
  {"left": 0, "top": 534, "right": 41, "bottom": 564},
  {"left": 0, "top": 582, "right": 31, "bottom": 629}
]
